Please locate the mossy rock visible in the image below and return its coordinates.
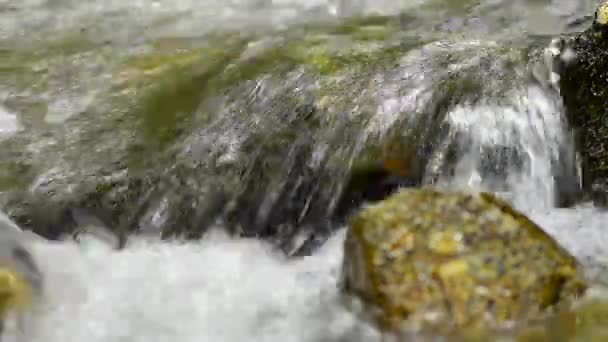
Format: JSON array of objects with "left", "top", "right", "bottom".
[
  {"left": 560, "top": 2, "right": 608, "bottom": 205},
  {"left": 115, "top": 35, "right": 531, "bottom": 249},
  {"left": 0, "top": 12, "right": 534, "bottom": 251},
  {"left": 340, "top": 187, "right": 586, "bottom": 335},
  {"left": 597, "top": 2, "right": 608, "bottom": 26}
]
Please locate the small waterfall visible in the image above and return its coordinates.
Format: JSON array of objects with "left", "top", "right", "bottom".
[
  {"left": 424, "top": 38, "right": 581, "bottom": 210},
  {"left": 431, "top": 83, "right": 576, "bottom": 208}
]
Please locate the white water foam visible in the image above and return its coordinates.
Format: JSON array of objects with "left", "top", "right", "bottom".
[
  {"left": 3, "top": 229, "right": 385, "bottom": 342},
  {"left": 442, "top": 83, "right": 569, "bottom": 209},
  {"left": 0, "top": 105, "right": 21, "bottom": 136}
]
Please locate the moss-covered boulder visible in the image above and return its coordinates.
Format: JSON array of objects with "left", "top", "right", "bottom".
[
  {"left": 340, "top": 188, "right": 586, "bottom": 335},
  {"left": 130, "top": 35, "right": 537, "bottom": 256},
  {"left": 560, "top": 1, "right": 608, "bottom": 206},
  {"left": 0, "top": 33, "right": 249, "bottom": 241},
  {"left": 0, "top": 9, "right": 547, "bottom": 253}
]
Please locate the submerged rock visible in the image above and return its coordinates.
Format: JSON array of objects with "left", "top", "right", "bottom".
[
  {"left": 340, "top": 188, "right": 586, "bottom": 335},
  {"left": 560, "top": 1, "right": 608, "bottom": 206},
  {"left": 0, "top": 222, "right": 44, "bottom": 334}
]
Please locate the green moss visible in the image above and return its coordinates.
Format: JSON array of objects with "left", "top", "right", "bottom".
[
  {"left": 40, "top": 33, "right": 99, "bottom": 57},
  {"left": 331, "top": 15, "right": 395, "bottom": 34},
  {"left": 94, "top": 182, "right": 116, "bottom": 195},
  {"left": 436, "top": 74, "right": 484, "bottom": 101},
  {"left": 0, "top": 48, "right": 45, "bottom": 91},
  {"left": 292, "top": 13, "right": 412, "bottom": 47},
  {"left": 125, "top": 42, "right": 248, "bottom": 170},
  {"left": 137, "top": 50, "right": 230, "bottom": 142},
  {"left": 221, "top": 44, "right": 297, "bottom": 82},
  {"left": 126, "top": 49, "right": 203, "bottom": 73},
  {"left": 296, "top": 45, "right": 395, "bottom": 74},
  {"left": 3, "top": 13, "right": 421, "bottom": 173},
  {"left": 0, "top": 161, "right": 33, "bottom": 191},
  {"left": 0, "top": 48, "right": 22, "bottom": 73}
]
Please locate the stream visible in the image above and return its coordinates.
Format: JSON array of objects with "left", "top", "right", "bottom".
[{"left": 1, "top": 0, "right": 608, "bottom": 341}]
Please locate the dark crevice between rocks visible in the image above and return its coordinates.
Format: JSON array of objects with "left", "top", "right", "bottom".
[{"left": 559, "top": 16, "right": 608, "bottom": 207}]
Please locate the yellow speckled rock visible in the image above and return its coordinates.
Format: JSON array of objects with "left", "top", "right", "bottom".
[
  {"left": 596, "top": 1, "right": 608, "bottom": 26},
  {"left": 340, "top": 187, "right": 587, "bottom": 334}
]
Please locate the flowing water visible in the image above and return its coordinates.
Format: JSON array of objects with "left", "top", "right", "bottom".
[{"left": 1, "top": 0, "right": 608, "bottom": 341}]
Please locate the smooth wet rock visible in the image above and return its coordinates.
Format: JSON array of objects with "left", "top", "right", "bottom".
[
  {"left": 340, "top": 188, "right": 586, "bottom": 334},
  {"left": 560, "top": 1, "right": 608, "bottom": 207}
]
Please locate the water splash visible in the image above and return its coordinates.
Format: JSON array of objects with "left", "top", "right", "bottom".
[
  {"left": 436, "top": 84, "right": 573, "bottom": 209},
  {"left": 3, "top": 229, "right": 385, "bottom": 342}
]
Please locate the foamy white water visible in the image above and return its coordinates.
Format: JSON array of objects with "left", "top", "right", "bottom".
[
  {"left": 441, "top": 84, "right": 570, "bottom": 208},
  {"left": 0, "top": 105, "right": 20, "bottom": 135},
  {"left": 3, "top": 229, "right": 384, "bottom": 342}
]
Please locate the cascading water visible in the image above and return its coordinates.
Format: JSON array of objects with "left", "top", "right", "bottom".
[
  {"left": 1, "top": 0, "right": 608, "bottom": 341},
  {"left": 431, "top": 74, "right": 574, "bottom": 209},
  {"left": 427, "top": 38, "right": 579, "bottom": 211}
]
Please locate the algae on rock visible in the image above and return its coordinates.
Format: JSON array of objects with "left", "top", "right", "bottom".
[
  {"left": 0, "top": 18, "right": 418, "bottom": 242},
  {"left": 340, "top": 187, "right": 586, "bottom": 335},
  {"left": 0, "top": 32, "right": 252, "bottom": 240}
]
